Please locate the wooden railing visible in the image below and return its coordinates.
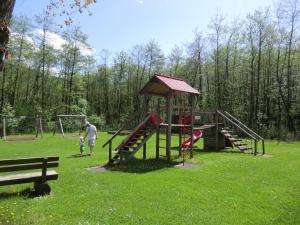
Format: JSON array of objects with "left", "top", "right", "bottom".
[
  {"left": 102, "top": 112, "right": 153, "bottom": 164},
  {"left": 217, "top": 110, "right": 265, "bottom": 155},
  {"left": 223, "top": 111, "right": 264, "bottom": 140}
]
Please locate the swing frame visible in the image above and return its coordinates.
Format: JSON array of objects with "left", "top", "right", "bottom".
[
  {"left": 1, "top": 116, "right": 43, "bottom": 142},
  {"left": 53, "top": 115, "right": 87, "bottom": 138}
]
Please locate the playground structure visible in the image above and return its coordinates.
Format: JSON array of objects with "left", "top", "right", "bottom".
[
  {"left": 1, "top": 116, "right": 43, "bottom": 142},
  {"left": 53, "top": 115, "right": 87, "bottom": 138},
  {"left": 103, "top": 74, "right": 266, "bottom": 165}
]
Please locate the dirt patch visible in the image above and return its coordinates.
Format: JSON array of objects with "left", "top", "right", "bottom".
[
  {"left": 174, "top": 162, "right": 201, "bottom": 169},
  {"left": 86, "top": 165, "right": 112, "bottom": 172},
  {"left": 64, "top": 135, "right": 81, "bottom": 138},
  {"left": 5, "top": 137, "right": 36, "bottom": 142}
]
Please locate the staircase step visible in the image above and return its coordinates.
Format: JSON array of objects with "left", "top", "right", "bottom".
[
  {"left": 128, "top": 140, "right": 142, "bottom": 145},
  {"left": 124, "top": 145, "right": 136, "bottom": 149},
  {"left": 220, "top": 130, "right": 228, "bottom": 134},
  {"left": 238, "top": 145, "right": 249, "bottom": 151},
  {"left": 232, "top": 141, "right": 243, "bottom": 146},
  {"left": 132, "top": 137, "right": 143, "bottom": 141},
  {"left": 228, "top": 138, "right": 242, "bottom": 142}
]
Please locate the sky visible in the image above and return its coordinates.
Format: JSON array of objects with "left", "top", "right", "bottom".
[{"left": 13, "top": 0, "right": 275, "bottom": 58}]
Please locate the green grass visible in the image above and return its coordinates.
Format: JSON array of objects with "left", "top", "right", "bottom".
[{"left": 0, "top": 133, "right": 299, "bottom": 225}]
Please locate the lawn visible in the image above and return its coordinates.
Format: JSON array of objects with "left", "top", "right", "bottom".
[{"left": 0, "top": 133, "right": 299, "bottom": 225}]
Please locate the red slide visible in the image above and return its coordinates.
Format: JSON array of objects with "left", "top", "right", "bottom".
[{"left": 181, "top": 129, "right": 203, "bottom": 150}]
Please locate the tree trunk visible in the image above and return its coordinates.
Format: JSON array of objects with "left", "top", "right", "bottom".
[{"left": 0, "top": 0, "right": 16, "bottom": 72}]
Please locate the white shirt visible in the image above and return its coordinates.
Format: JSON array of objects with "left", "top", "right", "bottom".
[{"left": 86, "top": 125, "right": 97, "bottom": 140}]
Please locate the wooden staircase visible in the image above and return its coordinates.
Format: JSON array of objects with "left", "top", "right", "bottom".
[
  {"left": 102, "top": 113, "right": 160, "bottom": 164},
  {"left": 111, "top": 125, "right": 155, "bottom": 163},
  {"left": 217, "top": 110, "right": 265, "bottom": 155},
  {"left": 220, "top": 127, "right": 252, "bottom": 153}
]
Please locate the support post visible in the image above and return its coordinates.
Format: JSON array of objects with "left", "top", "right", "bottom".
[
  {"left": 58, "top": 117, "right": 65, "bottom": 137},
  {"left": 190, "top": 95, "right": 194, "bottom": 158},
  {"left": 178, "top": 128, "right": 182, "bottom": 156},
  {"left": 215, "top": 111, "right": 219, "bottom": 150},
  {"left": 143, "top": 143, "right": 146, "bottom": 160},
  {"left": 3, "top": 117, "right": 6, "bottom": 141},
  {"left": 166, "top": 93, "right": 173, "bottom": 162},
  {"left": 42, "top": 158, "right": 48, "bottom": 183},
  {"left": 156, "top": 98, "right": 160, "bottom": 160},
  {"left": 254, "top": 140, "right": 257, "bottom": 155},
  {"left": 108, "top": 141, "right": 112, "bottom": 164},
  {"left": 262, "top": 140, "right": 265, "bottom": 155}
]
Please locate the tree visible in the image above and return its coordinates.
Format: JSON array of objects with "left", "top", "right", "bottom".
[
  {"left": 0, "top": 0, "right": 96, "bottom": 72},
  {"left": 0, "top": 0, "right": 16, "bottom": 71}
]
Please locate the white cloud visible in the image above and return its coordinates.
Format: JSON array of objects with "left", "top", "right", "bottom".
[
  {"left": 11, "top": 32, "right": 34, "bottom": 45},
  {"left": 33, "top": 29, "right": 94, "bottom": 56},
  {"left": 33, "top": 29, "right": 66, "bottom": 50},
  {"left": 136, "top": 0, "right": 143, "bottom": 4},
  {"left": 77, "top": 41, "right": 94, "bottom": 56}
]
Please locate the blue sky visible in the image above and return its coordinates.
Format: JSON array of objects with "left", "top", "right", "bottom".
[{"left": 14, "top": 0, "right": 274, "bottom": 57}]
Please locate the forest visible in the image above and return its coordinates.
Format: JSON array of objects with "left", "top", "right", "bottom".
[{"left": 0, "top": 0, "right": 299, "bottom": 140}]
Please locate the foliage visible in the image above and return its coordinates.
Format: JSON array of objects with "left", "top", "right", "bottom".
[
  {"left": 0, "top": 0, "right": 300, "bottom": 140},
  {"left": 87, "top": 114, "right": 105, "bottom": 129}
]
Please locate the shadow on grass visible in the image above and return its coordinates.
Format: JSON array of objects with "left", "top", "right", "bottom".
[
  {"left": 99, "top": 147, "right": 243, "bottom": 174},
  {"left": 66, "top": 153, "right": 90, "bottom": 158},
  {"left": 0, "top": 188, "right": 38, "bottom": 199},
  {"left": 108, "top": 158, "right": 181, "bottom": 174},
  {"left": 171, "top": 146, "right": 241, "bottom": 155},
  {"left": 197, "top": 148, "right": 242, "bottom": 154}
]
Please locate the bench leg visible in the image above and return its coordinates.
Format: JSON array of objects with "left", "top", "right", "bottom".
[{"left": 34, "top": 181, "right": 51, "bottom": 196}]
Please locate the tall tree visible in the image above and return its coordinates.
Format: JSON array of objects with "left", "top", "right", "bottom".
[{"left": 0, "top": 0, "right": 16, "bottom": 71}]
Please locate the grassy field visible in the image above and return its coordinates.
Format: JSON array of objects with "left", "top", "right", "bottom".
[{"left": 0, "top": 133, "right": 299, "bottom": 225}]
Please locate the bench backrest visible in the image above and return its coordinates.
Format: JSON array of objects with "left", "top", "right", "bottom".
[{"left": 0, "top": 156, "right": 59, "bottom": 182}]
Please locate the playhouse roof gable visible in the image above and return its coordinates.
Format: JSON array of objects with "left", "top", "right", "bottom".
[{"left": 140, "top": 74, "right": 200, "bottom": 96}]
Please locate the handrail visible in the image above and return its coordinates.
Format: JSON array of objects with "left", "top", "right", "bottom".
[
  {"left": 223, "top": 111, "right": 264, "bottom": 140},
  {"left": 216, "top": 110, "right": 259, "bottom": 141},
  {"left": 102, "top": 111, "right": 141, "bottom": 148},
  {"left": 102, "top": 127, "right": 123, "bottom": 148},
  {"left": 118, "top": 113, "right": 154, "bottom": 148}
]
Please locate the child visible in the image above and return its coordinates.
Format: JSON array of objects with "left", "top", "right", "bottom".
[{"left": 79, "top": 136, "right": 85, "bottom": 154}]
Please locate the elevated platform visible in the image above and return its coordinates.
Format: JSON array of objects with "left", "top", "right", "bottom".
[{"left": 159, "top": 123, "right": 216, "bottom": 130}]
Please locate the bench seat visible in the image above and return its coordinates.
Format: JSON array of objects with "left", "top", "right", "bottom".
[{"left": 0, "top": 170, "right": 58, "bottom": 186}]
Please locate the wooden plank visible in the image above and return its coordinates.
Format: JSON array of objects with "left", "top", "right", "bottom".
[
  {"left": 0, "top": 162, "right": 59, "bottom": 173},
  {"left": 0, "top": 171, "right": 58, "bottom": 186},
  {"left": 0, "top": 156, "right": 59, "bottom": 166}
]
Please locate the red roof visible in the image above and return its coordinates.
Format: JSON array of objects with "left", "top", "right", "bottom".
[{"left": 140, "top": 74, "right": 200, "bottom": 96}]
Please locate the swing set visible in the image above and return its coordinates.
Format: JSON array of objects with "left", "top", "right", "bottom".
[
  {"left": 1, "top": 116, "right": 43, "bottom": 142},
  {"left": 53, "top": 115, "right": 87, "bottom": 138}
]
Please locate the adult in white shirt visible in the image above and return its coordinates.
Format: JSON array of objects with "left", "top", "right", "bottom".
[{"left": 84, "top": 121, "right": 97, "bottom": 155}]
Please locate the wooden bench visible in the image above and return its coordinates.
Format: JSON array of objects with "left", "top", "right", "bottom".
[{"left": 0, "top": 156, "right": 59, "bottom": 196}]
